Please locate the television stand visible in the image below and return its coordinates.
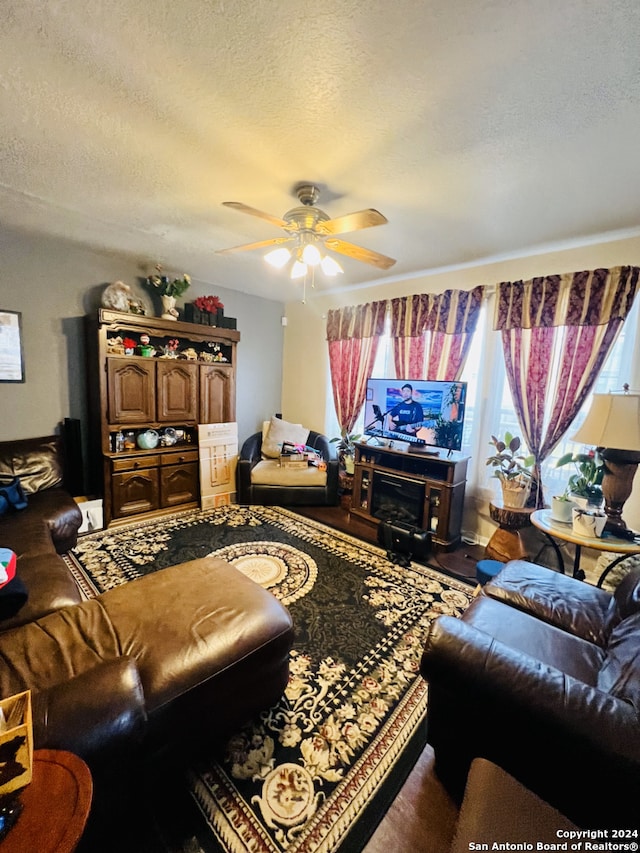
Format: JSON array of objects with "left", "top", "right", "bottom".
[{"left": 351, "top": 442, "right": 469, "bottom": 550}]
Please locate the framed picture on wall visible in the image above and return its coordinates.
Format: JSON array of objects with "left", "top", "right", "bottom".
[{"left": 0, "top": 311, "right": 25, "bottom": 382}]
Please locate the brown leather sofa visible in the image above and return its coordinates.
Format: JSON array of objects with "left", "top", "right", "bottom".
[
  {"left": 420, "top": 559, "right": 640, "bottom": 828},
  {"left": 0, "top": 435, "right": 295, "bottom": 782}
]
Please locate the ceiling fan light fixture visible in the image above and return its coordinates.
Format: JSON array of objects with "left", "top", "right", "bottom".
[
  {"left": 320, "top": 254, "right": 343, "bottom": 276},
  {"left": 301, "top": 243, "right": 321, "bottom": 266},
  {"left": 264, "top": 247, "right": 291, "bottom": 268},
  {"left": 290, "top": 260, "right": 307, "bottom": 279}
]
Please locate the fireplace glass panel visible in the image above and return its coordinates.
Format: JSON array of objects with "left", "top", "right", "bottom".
[{"left": 372, "top": 471, "right": 425, "bottom": 526}]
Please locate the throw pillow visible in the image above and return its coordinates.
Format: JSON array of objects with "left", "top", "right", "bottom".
[{"left": 262, "top": 416, "right": 310, "bottom": 459}]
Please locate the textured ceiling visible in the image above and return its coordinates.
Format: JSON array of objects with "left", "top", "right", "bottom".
[{"left": 2, "top": 0, "right": 640, "bottom": 302}]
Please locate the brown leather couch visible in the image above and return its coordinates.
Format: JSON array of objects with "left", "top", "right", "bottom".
[
  {"left": 420, "top": 559, "right": 640, "bottom": 828},
  {"left": 0, "top": 435, "right": 294, "bottom": 781}
]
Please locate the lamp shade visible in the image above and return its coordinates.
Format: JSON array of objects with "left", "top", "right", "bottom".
[{"left": 571, "top": 393, "right": 640, "bottom": 451}]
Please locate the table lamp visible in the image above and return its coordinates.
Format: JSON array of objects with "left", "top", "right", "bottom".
[{"left": 571, "top": 388, "right": 640, "bottom": 534}]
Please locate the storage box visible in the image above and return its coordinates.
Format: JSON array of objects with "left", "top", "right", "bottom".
[
  {"left": 280, "top": 453, "right": 310, "bottom": 469},
  {"left": 0, "top": 691, "right": 33, "bottom": 795},
  {"left": 184, "top": 303, "right": 203, "bottom": 324},
  {"left": 198, "top": 422, "right": 238, "bottom": 508},
  {"left": 75, "top": 497, "right": 104, "bottom": 533}
]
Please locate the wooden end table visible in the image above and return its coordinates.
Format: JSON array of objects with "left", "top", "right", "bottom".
[
  {"left": 530, "top": 509, "right": 640, "bottom": 586},
  {"left": 1, "top": 749, "right": 92, "bottom": 852},
  {"left": 486, "top": 500, "right": 534, "bottom": 562}
]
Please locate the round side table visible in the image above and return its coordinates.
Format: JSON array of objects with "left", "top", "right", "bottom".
[
  {"left": 486, "top": 500, "right": 534, "bottom": 562},
  {"left": 1, "top": 749, "right": 92, "bottom": 852}
]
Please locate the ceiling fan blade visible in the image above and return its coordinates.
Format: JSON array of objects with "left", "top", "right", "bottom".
[
  {"left": 324, "top": 238, "right": 396, "bottom": 270},
  {"left": 318, "top": 209, "right": 388, "bottom": 236},
  {"left": 216, "top": 237, "right": 293, "bottom": 254},
  {"left": 222, "top": 201, "right": 288, "bottom": 229}
]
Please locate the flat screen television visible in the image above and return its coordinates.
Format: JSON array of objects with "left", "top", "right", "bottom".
[{"left": 363, "top": 378, "right": 467, "bottom": 451}]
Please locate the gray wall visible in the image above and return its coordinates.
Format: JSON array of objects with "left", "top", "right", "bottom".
[{"left": 0, "top": 224, "right": 284, "bottom": 488}]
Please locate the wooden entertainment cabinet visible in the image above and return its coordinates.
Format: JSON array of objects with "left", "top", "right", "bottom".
[
  {"left": 86, "top": 309, "right": 239, "bottom": 527},
  {"left": 350, "top": 442, "right": 469, "bottom": 550}
]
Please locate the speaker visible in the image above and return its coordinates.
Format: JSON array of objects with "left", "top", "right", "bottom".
[{"left": 63, "top": 417, "right": 84, "bottom": 496}]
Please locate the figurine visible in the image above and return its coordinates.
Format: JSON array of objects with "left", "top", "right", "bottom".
[{"left": 101, "top": 281, "right": 132, "bottom": 312}]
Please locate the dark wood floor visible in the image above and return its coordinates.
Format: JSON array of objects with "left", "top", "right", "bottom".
[{"left": 294, "top": 503, "right": 483, "bottom": 852}]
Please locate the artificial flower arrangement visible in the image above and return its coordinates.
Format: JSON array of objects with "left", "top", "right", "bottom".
[
  {"left": 194, "top": 295, "right": 224, "bottom": 314},
  {"left": 122, "top": 337, "right": 137, "bottom": 354},
  {"left": 147, "top": 264, "right": 191, "bottom": 298}
]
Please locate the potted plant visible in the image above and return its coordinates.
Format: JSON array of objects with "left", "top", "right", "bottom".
[
  {"left": 550, "top": 486, "right": 575, "bottom": 522},
  {"left": 330, "top": 428, "right": 362, "bottom": 475},
  {"left": 555, "top": 448, "right": 604, "bottom": 508},
  {"left": 486, "top": 432, "right": 535, "bottom": 508}
]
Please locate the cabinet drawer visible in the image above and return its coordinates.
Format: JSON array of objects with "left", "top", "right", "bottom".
[
  {"left": 112, "top": 454, "right": 161, "bottom": 473},
  {"left": 161, "top": 449, "right": 199, "bottom": 466}
]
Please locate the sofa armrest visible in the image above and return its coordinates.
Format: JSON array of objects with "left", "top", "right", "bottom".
[
  {"left": 31, "top": 657, "right": 147, "bottom": 768},
  {"left": 237, "top": 431, "right": 262, "bottom": 502},
  {"left": 307, "top": 430, "right": 339, "bottom": 492}
]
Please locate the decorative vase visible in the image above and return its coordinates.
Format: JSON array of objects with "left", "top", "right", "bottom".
[{"left": 160, "top": 295, "right": 178, "bottom": 320}]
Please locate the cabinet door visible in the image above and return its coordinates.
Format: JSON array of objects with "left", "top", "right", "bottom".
[
  {"left": 107, "top": 359, "right": 156, "bottom": 424},
  {"left": 112, "top": 469, "right": 159, "bottom": 517},
  {"left": 160, "top": 463, "right": 199, "bottom": 508},
  {"left": 157, "top": 361, "right": 198, "bottom": 422},
  {"left": 199, "top": 364, "right": 235, "bottom": 424}
]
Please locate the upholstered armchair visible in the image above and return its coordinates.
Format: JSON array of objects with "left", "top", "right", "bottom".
[
  {"left": 237, "top": 417, "right": 339, "bottom": 506},
  {"left": 420, "top": 560, "right": 640, "bottom": 828}
]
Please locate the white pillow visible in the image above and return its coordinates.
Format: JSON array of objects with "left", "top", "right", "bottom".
[{"left": 262, "top": 416, "right": 310, "bottom": 458}]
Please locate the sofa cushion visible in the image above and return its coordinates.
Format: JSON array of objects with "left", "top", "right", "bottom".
[
  {"left": 597, "top": 611, "right": 640, "bottom": 711},
  {"left": 250, "top": 459, "right": 327, "bottom": 487},
  {"left": 0, "top": 436, "right": 64, "bottom": 494},
  {"left": 463, "top": 595, "right": 605, "bottom": 685},
  {"left": 0, "top": 552, "right": 83, "bottom": 631},
  {"left": 261, "top": 416, "right": 309, "bottom": 458}
]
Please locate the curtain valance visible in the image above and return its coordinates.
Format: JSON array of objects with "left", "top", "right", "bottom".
[
  {"left": 494, "top": 266, "right": 640, "bottom": 331},
  {"left": 390, "top": 286, "right": 484, "bottom": 337},
  {"left": 326, "top": 300, "right": 388, "bottom": 342}
]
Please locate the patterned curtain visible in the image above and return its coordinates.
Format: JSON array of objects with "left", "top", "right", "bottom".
[
  {"left": 390, "top": 287, "right": 484, "bottom": 380},
  {"left": 326, "top": 300, "right": 388, "bottom": 433},
  {"left": 495, "top": 266, "right": 640, "bottom": 506}
]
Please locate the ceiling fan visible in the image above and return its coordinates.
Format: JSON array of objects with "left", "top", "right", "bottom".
[{"left": 216, "top": 183, "right": 396, "bottom": 277}]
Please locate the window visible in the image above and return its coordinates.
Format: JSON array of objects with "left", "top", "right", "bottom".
[{"left": 354, "top": 291, "right": 639, "bottom": 532}]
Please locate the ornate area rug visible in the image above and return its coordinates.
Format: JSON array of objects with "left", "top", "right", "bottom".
[{"left": 66, "top": 506, "right": 473, "bottom": 853}]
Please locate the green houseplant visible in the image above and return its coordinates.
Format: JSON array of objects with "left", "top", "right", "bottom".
[
  {"left": 555, "top": 448, "right": 604, "bottom": 506},
  {"left": 486, "top": 432, "right": 535, "bottom": 508},
  {"left": 330, "top": 428, "right": 362, "bottom": 475}
]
